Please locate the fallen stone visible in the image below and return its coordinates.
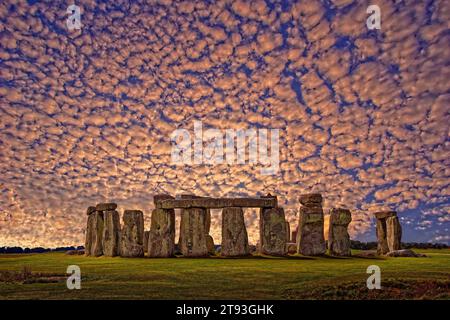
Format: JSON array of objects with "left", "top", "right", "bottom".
[
  {"left": 221, "top": 207, "right": 249, "bottom": 257},
  {"left": 328, "top": 208, "right": 352, "bottom": 256},
  {"left": 259, "top": 207, "right": 287, "bottom": 256},
  {"left": 385, "top": 249, "right": 426, "bottom": 257},
  {"left": 102, "top": 210, "right": 121, "bottom": 257},
  {"left": 148, "top": 208, "right": 176, "bottom": 257},
  {"left": 96, "top": 203, "right": 117, "bottom": 211},
  {"left": 287, "top": 242, "right": 297, "bottom": 254},
  {"left": 120, "top": 210, "right": 144, "bottom": 257},
  {"left": 296, "top": 194, "right": 326, "bottom": 256}
]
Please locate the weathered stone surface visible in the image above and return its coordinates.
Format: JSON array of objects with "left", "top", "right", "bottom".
[
  {"left": 144, "top": 231, "right": 149, "bottom": 254},
  {"left": 96, "top": 203, "right": 117, "bottom": 211},
  {"left": 156, "top": 197, "right": 277, "bottom": 209},
  {"left": 385, "top": 249, "right": 426, "bottom": 257},
  {"left": 153, "top": 194, "right": 174, "bottom": 205},
  {"left": 298, "top": 193, "right": 322, "bottom": 206},
  {"left": 287, "top": 242, "right": 297, "bottom": 254},
  {"left": 85, "top": 213, "right": 95, "bottom": 256},
  {"left": 221, "top": 207, "right": 249, "bottom": 256},
  {"left": 206, "top": 235, "right": 215, "bottom": 255},
  {"left": 120, "top": 210, "right": 144, "bottom": 257},
  {"left": 102, "top": 210, "right": 120, "bottom": 257},
  {"left": 386, "top": 216, "right": 402, "bottom": 252},
  {"left": 148, "top": 208, "right": 175, "bottom": 257},
  {"left": 259, "top": 207, "right": 287, "bottom": 255},
  {"left": 90, "top": 212, "right": 104, "bottom": 256},
  {"left": 285, "top": 221, "right": 291, "bottom": 242},
  {"left": 179, "top": 206, "right": 209, "bottom": 257},
  {"left": 205, "top": 209, "right": 211, "bottom": 234},
  {"left": 86, "top": 206, "right": 96, "bottom": 216},
  {"left": 328, "top": 208, "right": 352, "bottom": 256},
  {"left": 376, "top": 218, "right": 389, "bottom": 255},
  {"left": 296, "top": 194, "right": 326, "bottom": 256},
  {"left": 374, "top": 211, "right": 397, "bottom": 220}
]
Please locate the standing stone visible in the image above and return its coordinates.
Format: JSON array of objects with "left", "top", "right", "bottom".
[
  {"left": 374, "top": 211, "right": 397, "bottom": 255},
  {"left": 91, "top": 211, "right": 104, "bottom": 257},
  {"left": 285, "top": 221, "right": 291, "bottom": 242},
  {"left": 178, "top": 195, "right": 208, "bottom": 257},
  {"left": 120, "top": 210, "right": 144, "bottom": 257},
  {"left": 259, "top": 207, "right": 287, "bottom": 255},
  {"left": 296, "top": 194, "right": 326, "bottom": 256},
  {"left": 102, "top": 210, "right": 121, "bottom": 257},
  {"left": 148, "top": 208, "right": 176, "bottom": 257},
  {"left": 221, "top": 207, "right": 249, "bottom": 256},
  {"left": 144, "top": 231, "right": 149, "bottom": 254},
  {"left": 386, "top": 216, "right": 402, "bottom": 252},
  {"left": 84, "top": 207, "right": 96, "bottom": 256},
  {"left": 328, "top": 208, "right": 352, "bottom": 256},
  {"left": 206, "top": 235, "right": 215, "bottom": 255}
]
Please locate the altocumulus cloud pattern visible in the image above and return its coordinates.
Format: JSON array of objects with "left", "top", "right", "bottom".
[{"left": 0, "top": 0, "right": 448, "bottom": 248}]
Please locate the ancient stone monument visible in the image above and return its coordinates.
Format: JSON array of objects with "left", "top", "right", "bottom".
[
  {"left": 374, "top": 211, "right": 402, "bottom": 254},
  {"left": 328, "top": 208, "right": 352, "bottom": 256},
  {"left": 85, "top": 205, "right": 106, "bottom": 257},
  {"left": 178, "top": 194, "right": 209, "bottom": 257},
  {"left": 102, "top": 206, "right": 121, "bottom": 257},
  {"left": 148, "top": 194, "right": 176, "bottom": 257},
  {"left": 221, "top": 207, "right": 249, "bottom": 256},
  {"left": 259, "top": 194, "right": 287, "bottom": 256},
  {"left": 120, "top": 210, "right": 144, "bottom": 257},
  {"left": 296, "top": 194, "right": 326, "bottom": 256}
]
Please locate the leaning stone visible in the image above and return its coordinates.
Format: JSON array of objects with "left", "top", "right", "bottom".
[
  {"left": 96, "top": 203, "right": 117, "bottom": 211},
  {"left": 259, "top": 207, "right": 287, "bottom": 256},
  {"left": 86, "top": 206, "right": 96, "bottom": 216},
  {"left": 328, "top": 208, "right": 352, "bottom": 256},
  {"left": 91, "top": 212, "right": 104, "bottom": 257},
  {"left": 296, "top": 194, "right": 326, "bottom": 256},
  {"left": 386, "top": 216, "right": 402, "bottom": 252},
  {"left": 148, "top": 208, "right": 175, "bottom": 257},
  {"left": 102, "top": 210, "right": 121, "bottom": 257},
  {"left": 221, "top": 207, "right": 249, "bottom": 257},
  {"left": 120, "top": 210, "right": 144, "bottom": 257}
]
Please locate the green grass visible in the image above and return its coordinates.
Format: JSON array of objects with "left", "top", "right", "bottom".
[{"left": 0, "top": 249, "right": 449, "bottom": 299}]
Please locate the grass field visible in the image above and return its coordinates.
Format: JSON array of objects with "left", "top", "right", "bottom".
[{"left": 0, "top": 250, "right": 449, "bottom": 299}]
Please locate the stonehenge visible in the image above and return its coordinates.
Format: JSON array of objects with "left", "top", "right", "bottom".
[
  {"left": 296, "top": 194, "right": 326, "bottom": 256},
  {"left": 375, "top": 211, "right": 402, "bottom": 254},
  {"left": 83, "top": 193, "right": 401, "bottom": 259},
  {"left": 328, "top": 208, "right": 352, "bottom": 256}
]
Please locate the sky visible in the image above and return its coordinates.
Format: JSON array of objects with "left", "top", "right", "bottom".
[{"left": 0, "top": 0, "right": 449, "bottom": 248}]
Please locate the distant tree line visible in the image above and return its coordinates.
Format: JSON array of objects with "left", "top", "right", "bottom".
[
  {"left": 0, "top": 246, "right": 84, "bottom": 254},
  {"left": 0, "top": 242, "right": 448, "bottom": 254},
  {"left": 350, "top": 240, "right": 449, "bottom": 250}
]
